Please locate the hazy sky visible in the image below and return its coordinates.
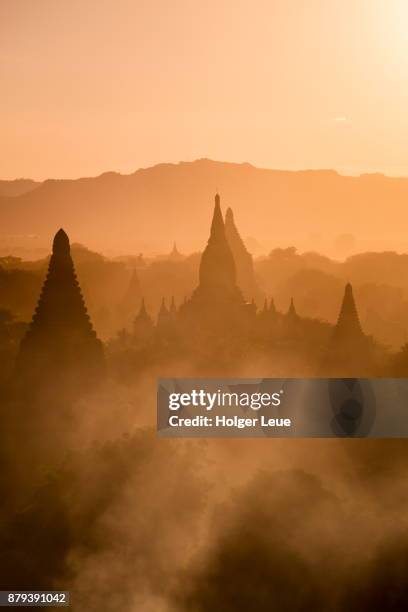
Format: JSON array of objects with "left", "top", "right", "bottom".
[{"left": 1, "top": 0, "right": 408, "bottom": 180}]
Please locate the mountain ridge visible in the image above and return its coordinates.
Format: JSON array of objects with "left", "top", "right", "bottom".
[
  {"left": 1, "top": 159, "right": 408, "bottom": 255},
  {"left": 0, "top": 179, "right": 41, "bottom": 198}
]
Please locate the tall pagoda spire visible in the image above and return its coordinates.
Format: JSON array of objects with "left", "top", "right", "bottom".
[
  {"left": 261, "top": 298, "right": 268, "bottom": 314},
  {"left": 168, "top": 242, "right": 184, "bottom": 262},
  {"left": 27, "top": 229, "right": 96, "bottom": 334},
  {"left": 284, "top": 297, "right": 300, "bottom": 337},
  {"left": 287, "top": 297, "right": 298, "bottom": 319},
  {"left": 322, "top": 283, "right": 373, "bottom": 376},
  {"left": 210, "top": 194, "right": 224, "bottom": 237},
  {"left": 134, "top": 298, "right": 153, "bottom": 330},
  {"left": 16, "top": 228, "right": 105, "bottom": 389},
  {"left": 198, "top": 193, "right": 237, "bottom": 292},
  {"left": 225, "top": 207, "right": 245, "bottom": 250},
  {"left": 157, "top": 298, "right": 170, "bottom": 328},
  {"left": 179, "top": 194, "right": 245, "bottom": 336},
  {"left": 133, "top": 297, "right": 155, "bottom": 344},
  {"left": 195, "top": 193, "right": 237, "bottom": 293},
  {"left": 224, "top": 206, "right": 263, "bottom": 303},
  {"left": 169, "top": 296, "right": 177, "bottom": 318},
  {"left": 333, "top": 282, "right": 363, "bottom": 340}
]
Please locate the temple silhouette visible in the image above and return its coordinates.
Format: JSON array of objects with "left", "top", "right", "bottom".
[
  {"left": 178, "top": 193, "right": 251, "bottom": 339},
  {"left": 324, "top": 282, "right": 375, "bottom": 375},
  {"left": 112, "top": 193, "right": 373, "bottom": 376},
  {"left": 167, "top": 242, "right": 185, "bottom": 262},
  {"left": 333, "top": 283, "right": 363, "bottom": 341},
  {"left": 13, "top": 196, "right": 377, "bottom": 382},
  {"left": 16, "top": 229, "right": 105, "bottom": 395}
]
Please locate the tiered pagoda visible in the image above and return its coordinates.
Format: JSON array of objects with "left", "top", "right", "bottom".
[
  {"left": 179, "top": 194, "right": 251, "bottom": 333},
  {"left": 324, "top": 283, "right": 373, "bottom": 375},
  {"left": 16, "top": 229, "right": 105, "bottom": 392}
]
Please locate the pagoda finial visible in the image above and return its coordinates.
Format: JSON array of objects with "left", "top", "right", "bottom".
[
  {"left": 225, "top": 207, "right": 234, "bottom": 224},
  {"left": 133, "top": 297, "right": 154, "bottom": 337},
  {"left": 139, "top": 297, "right": 148, "bottom": 317},
  {"left": 168, "top": 241, "right": 184, "bottom": 261},
  {"left": 210, "top": 193, "right": 224, "bottom": 239},
  {"left": 159, "top": 297, "right": 168, "bottom": 315},
  {"left": 262, "top": 298, "right": 268, "bottom": 313},
  {"left": 269, "top": 298, "right": 277, "bottom": 314},
  {"left": 287, "top": 297, "right": 297, "bottom": 318},
  {"left": 157, "top": 297, "right": 172, "bottom": 328},
  {"left": 52, "top": 228, "right": 70, "bottom": 256}
]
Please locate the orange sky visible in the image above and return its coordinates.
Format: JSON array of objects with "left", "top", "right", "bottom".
[{"left": 1, "top": 0, "right": 408, "bottom": 180}]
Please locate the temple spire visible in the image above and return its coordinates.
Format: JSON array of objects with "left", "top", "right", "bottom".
[
  {"left": 135, "top": 297, "right": 151, "bottom": 323},
  {"left": 16, "top": 228, "right": 105, "bottom": 390},
  {"left": 225, "top": 208, "right": 244, "bottom": 249},
  {"left": 179, "top": 193, "right": 245, "bottom": 333},
  {"left": 157, "top": 298, "right": 170, "bottom": 327},
  {"left": 322, "top": 282, "right": 372, "bottom": 375},
  {"left": 168, "top": 242, "right": 184, "bottom": 262},
  {"left": 262, "top": 298, "right": 268, "bottom": 314},
  {"left": 224, "top": 206, "right": 261, "bottom": 302},
  {"left": 269, "top": 298, "right": 277, "bottom": 315},
  {"left": 53, "top": 228, "right": 70, "bottom": 256},
  {"left": 23, "top": 228, "right": 96, "bottom": 334},
  {"left": 287, "top": 297, "right": 297, "bottom": 319},
  {"left": 133, "top": 297, "right": 154, "bottom": 340},
  {"left": 210, "top": 193, "right": 224, "bottom": 239},
  {"left": 159, "top": 297, "right": 168, "bottom": 314},
  {"left": 170, "top": 296, "right": 177, "bottom": 317},
  {"left": 333, "top": 283, "right": 363, "bottom": 339},
  {"left": 198, "top": 193, "right": 237, "bottom": 292}
]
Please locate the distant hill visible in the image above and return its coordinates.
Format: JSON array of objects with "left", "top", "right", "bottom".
[
  {"left": 0, "top": 179, "right": 41, "bottom": 198},
  {"left": 1, "top": 159, "right": 408, "bottom": 255}
]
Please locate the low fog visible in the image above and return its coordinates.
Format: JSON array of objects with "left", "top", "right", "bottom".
[{"left": 1, "top": 365, "right": 408, "bottom": 611}]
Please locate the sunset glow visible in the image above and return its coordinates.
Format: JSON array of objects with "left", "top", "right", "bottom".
[{"left": 2, "top": 0, "right": 408, "bottom": 179}]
